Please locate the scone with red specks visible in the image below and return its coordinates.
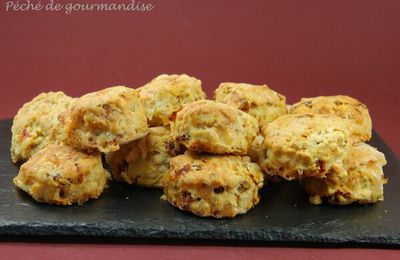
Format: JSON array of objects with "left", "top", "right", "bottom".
[
  {"left": 301, "top": 143, "right": 387, "bottom": 205},
  {"left": 13, "top": 144, "right": 111, "bottom": 206},
  {"left": 106, "top": 126, "right": 183, "bottom": 188},
  {"left": 163, "top": 151, "right": 264, "bottom": 218},
  {"left": 11, "top": 91, "right": 74, "bottom": 164},
  {"left": 138, "top": 74, "right": 206, "bottom": 126},
  {"left": 171, "top": 100, "right": 259, "bottom": 155},
  {"left": 290, "top": 95, "right": 372, "bottom": 143},
  {"left": 62, "top": 86, "right": 148, "bottom": 153},
  {"left": 258, "top": 114, "right": 352, "bottom": 180},
  {"left": 214, "top": 82, "right": 287, "bottom": 127}
]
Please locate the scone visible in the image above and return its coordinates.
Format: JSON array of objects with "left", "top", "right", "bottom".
[
  {"left": 163, "top": 151, "right": 264, "bottom": 218},
  {"left": 62, "top": 86, "right": 148, "bottom": 153},
  {"left": 290, "top": 95, "right": 372, "bottom": 143},
  {"left": 138, "top": 74, "right": 206, "bottom": 126},
  {"left": 13, "top": 145, "right": 111, "bottom": 206},
  {"left": 301, "top": 143, "right": 387, "bottom": 205},
  {"left": 171, "top": 100, "right": 259, "bottom": 155},
  {"left": 258, "top": 114, "right": 352, "bottom": 180},
  {"left": 106, "top": 126, "right": 183, "bottom": 188},
  {"left": 214, "top": 82, "right": 287, "bottom": 126},
  {"left": 11, "top": 91, "right": 74, "bottom": 163}
]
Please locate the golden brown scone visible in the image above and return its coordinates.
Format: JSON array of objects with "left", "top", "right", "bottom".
[
  {"left": 106, "top": 126, "right": 183, "bottom": 188},
  {"left": 214, "top": 82, "right": 287, "bottom": 126},
  {"left": 163, "top": 151, "right": 264, "bottom": 218},
  {"left": 301, "top": 143, "right": 387, "bottom": 205},
  {"left": 138, "top": 74, "right": 206, "bottom": 126},
  {"left": 258, "top": 114, "right": 352, "bottom": 180},
  {"left": 62, "top": 86, "right": 148, "bottom": 153},
  {"left": 13, "top": 145, "right": 111, "bottom": 206},
  {"left": 11, "top": 92, "right": 74, "bottom": 164},
  {"left": 290, "top": 95, "right": 372, "bottom": 143},
  {"left": 171, "top": 100, "right": 259, "bottom": 155}
]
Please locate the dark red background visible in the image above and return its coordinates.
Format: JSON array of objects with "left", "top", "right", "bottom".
[
  {"left": 1, "top": 0, "right": 399, "bottom": 258},
  {"left": 1, "top": 0, "right": 399, "bottom": 155}
]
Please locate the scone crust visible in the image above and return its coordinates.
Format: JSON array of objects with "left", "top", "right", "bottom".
[
  {"left": 13, "top": 145, "right": 110, "bottom": 205},
  {"left": 138, "top": 74, "right": 206, "bottom": 126},
  {"left": 163, "top": 151, "right": 264, "bottom": 218},
  {"left": 301, "top": 143, "right": 387, "bottom": 205},
  {"left": 63, "top": 86, "right": 148, "bottom": 153},
  {"left": 258, "top": 114, "right": 352, "bottom": 180},
  {"left": 214, "top": 82, "right": 287, "bottom": 126},
  {"left": 290, "top": 95, "right": 372, "bottom": 143},
  {"left": 171, "top": 100, "right": 259, "bottom": 155},
  {"left": 106, "top": 126, "right": 183, "bottom": 188},
  {"left": 11, "top": 92, "right": 74, "bottom": 163}
]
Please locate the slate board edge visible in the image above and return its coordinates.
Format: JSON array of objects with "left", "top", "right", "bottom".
[{"left": 0, "top": 221, "right": 400, "bottom": 247}]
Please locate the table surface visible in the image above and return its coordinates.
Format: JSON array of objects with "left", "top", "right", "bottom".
[{"left": 1, "top": 0, "right": 399, "bottom": 259}]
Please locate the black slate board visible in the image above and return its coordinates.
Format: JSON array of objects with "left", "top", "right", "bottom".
[{"left": 0, "top": 119, "right": 400, "bottom": 247}]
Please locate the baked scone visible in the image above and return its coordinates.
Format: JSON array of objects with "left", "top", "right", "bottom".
[
  {"left": 106, "top": 126, "right": 183, "bottom": 188},
  {"left": 171, "top": 100, "right": 259, "bottom": 155},
  {"left": 214, "top": 82, "right": 287, "bottom": 126},
  {"left": 11, "top": 91, "right": 74, "bottom": 164},
  {"left": 301, "top": 143, "right": 387, "bottom": 205},
  {"left": 163, "top": 151, "right": 264, "bottom": 218},
  {"left": 258, "top": 114, "right": 352, "bottom": 180},
  {"left": 62, "top": 86, "right": 148, "bottom": 153},
  {"left": 13, "top": 145, "right": 110, "bottom": 206},
  {"left": 290, "top": 95, "right": 372, "bottom": 143},
  {"left": 138, "top": 74, "right": 206, "bottom": 126}
]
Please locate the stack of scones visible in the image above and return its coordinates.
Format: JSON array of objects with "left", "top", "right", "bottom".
[{"left": 10, "top": 74, "right": 387, "bottom": 217}]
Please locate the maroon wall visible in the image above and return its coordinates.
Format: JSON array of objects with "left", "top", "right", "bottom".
[{"left": 1, "top": 0, "right": 399, "bottom": 155}]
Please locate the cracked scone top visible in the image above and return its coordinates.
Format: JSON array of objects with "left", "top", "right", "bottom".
[
  {"left": 290, "top": 95, "right": 372, "bottom": 143},
  {"left": 258, "top": 114, "right": 352, "bottom": 180},
  {"left": 13, "top": 144, "right": 111, "bottom": 206},
  {"left": 138, "top": 74, "right": 206, "bottom": 126},
  {"left": 11, "top": 91, "right": 74, "bottom": 163},
  {"left": 106, "top": 126, "right": 183, "bottom": 188},
  {"left": 214, "top": 82, "right": 287, "bottom": 126},
  {"left": 163, "top": 151, "right": 264, "bottom": 218},
  {"left": 62, "top": 86, "right": 148, "bottom": 153},
  {"left": 301, "top": 143, "right": 387, "bottom": 205},
  {"left": 171, "top": 100, "right": 259, "bottom": 155}
]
